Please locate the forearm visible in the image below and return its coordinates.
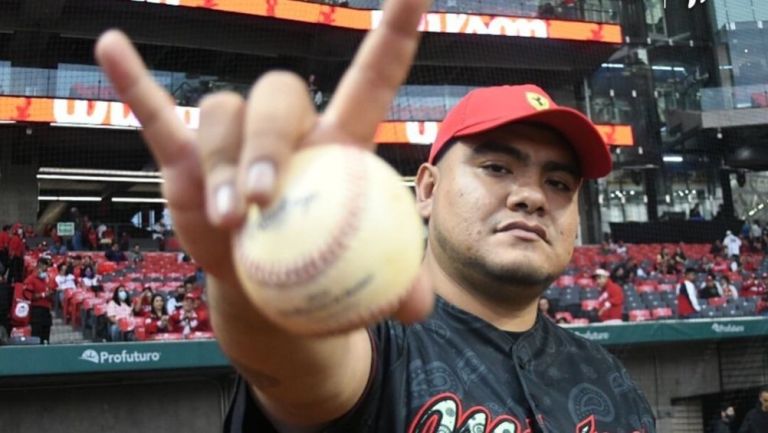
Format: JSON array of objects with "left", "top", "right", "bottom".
[{"left": 208, "top": 277, "right": 372, "bottom": 426}]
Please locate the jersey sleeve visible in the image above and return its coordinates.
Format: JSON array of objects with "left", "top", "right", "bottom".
[{"left": 222, "top": 319, "right": 408, "bottom": 433}]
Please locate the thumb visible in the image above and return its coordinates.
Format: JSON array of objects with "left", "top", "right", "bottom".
[{"left": 393, "top": 266, "right": 434, "bottom": 325}]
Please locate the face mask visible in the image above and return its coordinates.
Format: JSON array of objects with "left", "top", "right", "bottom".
[{"left": 118, "top": 292, "right": 127, "bottom": 301}]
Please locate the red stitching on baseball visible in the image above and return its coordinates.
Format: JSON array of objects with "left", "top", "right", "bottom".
[{"left": 237, "top": 147, "right": 368, "bottom": 288}]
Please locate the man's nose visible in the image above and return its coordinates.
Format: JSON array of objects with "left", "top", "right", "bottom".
[{"left": 506, "top": 179, "right": 547, "bottom": 216}]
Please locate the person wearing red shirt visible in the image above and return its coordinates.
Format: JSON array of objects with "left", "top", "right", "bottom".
[
  {"left": 678, "top": 268, "right": 702, "bottom": 318},
  {"left": 0, "top": 224, "right": 10, "bottom": 273},
  {"left": 132, "top": 286, "right": 154, "bottom": 318},
  {"left": 143, "top": 294, "right": 171, "bottom": 336},
  {"left": 742, "top": 273, "right": 767, "bottom": 298},
  {"left": 594, "top": 268, "right": 624, "bottom": 322},
  {"left": 7, "top": 225, "right": 26, "bottom": 284},
  {"left": 170, "top": 292, "right": 211, "bottom": 335},
  {"left": 24, "top": 257, "right": 53, "bottom": 344}
]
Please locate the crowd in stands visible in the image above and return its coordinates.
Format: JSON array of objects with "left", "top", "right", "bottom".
[
  {"left": 0, "top": 220, "right": 209, "bottom": 345},
  {"left": 2, "top": 217, "right": 768, "bottom": 344},
  {"left": 541, "top": 227, "right": 768, "bottom": 324}
]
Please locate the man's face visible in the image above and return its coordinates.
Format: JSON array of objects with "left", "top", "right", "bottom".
[
  {"left": 596, "top": 275, "right": 608, "bottom": 287},
  {"left": 723, "top": 406, "right": 735, "bottom": 420},
  {"left": 760, "top": 391, "right": 768, "bottom": 411},
  {"left": 418, "top": 123, "right": 582, "bottom": 298}
]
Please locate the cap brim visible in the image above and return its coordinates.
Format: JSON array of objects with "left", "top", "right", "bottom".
[{"left": 452, "top": 107, "right": 611, "bottom": 179}]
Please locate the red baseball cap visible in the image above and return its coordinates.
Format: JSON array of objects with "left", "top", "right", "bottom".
[{"left": 428, "top": 85, "right": 612, "bottom": 179}]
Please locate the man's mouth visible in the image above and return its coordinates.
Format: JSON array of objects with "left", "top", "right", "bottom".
[{"left": 495, "top": 221, "right": 548, "bottom": 242}]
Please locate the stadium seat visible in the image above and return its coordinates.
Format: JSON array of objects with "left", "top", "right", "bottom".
[
  {"left": 651, "top": 308, "right": 673, "bottom": 319},
  {"left": 629, "top": 310, "right": 652, "bottom": 322},
  {"left": 555, "top": 312, "right": 573, "bottom": 323},
  {"left": 570, "top": 318, "right": 589, "bottom": 325},
  {"left": 708, "top": 297, "right": 728, "bottom": 307},
  {"left": 581, "top": 299, "right": 600, "bottom": 311}
]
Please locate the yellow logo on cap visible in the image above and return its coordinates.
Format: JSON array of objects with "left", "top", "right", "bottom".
[{"left": 526, "top": 92, "right": 550, "bottom": 110}]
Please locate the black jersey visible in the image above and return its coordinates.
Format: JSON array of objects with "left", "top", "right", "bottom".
[{"left": 225, "top": 296, "right": 656, "bottom": 433}]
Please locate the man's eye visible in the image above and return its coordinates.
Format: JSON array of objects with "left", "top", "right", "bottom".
[
  {"left": 547, "top": 179, "right": 572, "bottom": 192},
  {"left": 482, "top": 163, "right": 510, "bottom": 174}
]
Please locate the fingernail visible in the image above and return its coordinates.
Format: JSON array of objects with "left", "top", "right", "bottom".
[
  {"left": 246, "top": 160, "right": 276, "bottom": 196},
  {"left": 215, "top": 183, "right": 235, "bottom": 218}
]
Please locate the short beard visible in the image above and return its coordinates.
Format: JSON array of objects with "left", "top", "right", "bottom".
[{"left": 432, "top": 223, "right": 558, "bottom": 304}]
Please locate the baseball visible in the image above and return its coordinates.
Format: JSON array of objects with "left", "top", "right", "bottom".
[{"left": 233, "top": 144, "right": 425, "bottom": 335}]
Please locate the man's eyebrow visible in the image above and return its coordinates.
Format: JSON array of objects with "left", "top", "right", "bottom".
[
  {"left": 472, "top": 140, "right": 581, "bottom": 179},
  {"left": 472, "top": 140, "right": 530, "bottom": 164},
  {"left": 542, "top": 161, "right": 581, "bottom": 180}
]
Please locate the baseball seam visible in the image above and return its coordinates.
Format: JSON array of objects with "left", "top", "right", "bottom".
[{"left": 238, "top": 148, "right": 367, "bottom": 288}]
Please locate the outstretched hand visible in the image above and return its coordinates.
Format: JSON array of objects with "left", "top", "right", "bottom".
[{"left": 94, "top": 0, "right": 434, "bottom": 334}]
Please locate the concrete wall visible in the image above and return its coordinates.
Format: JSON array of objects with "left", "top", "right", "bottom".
[{"left": 0, "top": 370, "right": 236, "bottom": 433}]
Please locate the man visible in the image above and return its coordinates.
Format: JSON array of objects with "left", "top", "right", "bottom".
[
  {"left": 699, "top": 274, "right": 723, "bottom": 300},
  {"left": 724, "top": 230, "right": 742, "bottom": 259},
  {"left": 708, "top": 404, "right": 735, "bottom": 433},
  {"left": 24, "top": 257, "right": 53, "bottom": 344},
  {"left": 105, "top": 242, "right": 127, "bottom": 262},
  {"left": 94, "top": 6, "right": 655, "bottom": 432},
  {"left": 739, "top": 387, "right": 768, "bottom": 433},
  {"left": 170, "top": 292, "right": 211, "bottom": 335},
  {"left": 0, "top": 224, "right": 10, "bottom": 274},
  {"left": 595, "top": 268, "right": 624, "bottom": 322},
  {"left": 678, "top": 268, "right": 702, "bottom": 318},
  {"left": 7, "top": 224, "right": 25, "bottom": 284}
]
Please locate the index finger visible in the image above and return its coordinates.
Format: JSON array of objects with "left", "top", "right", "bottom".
[
  {"left": 321, "top": 0, "right": 430, "bottom": 146},
  {"left": 94, "top": 30, "right": 195, "bottom": 168}
]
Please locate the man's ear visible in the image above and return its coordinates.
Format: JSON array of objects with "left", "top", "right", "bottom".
[{"left": 415, "top": 163, "right": 438, "bottom": 220}]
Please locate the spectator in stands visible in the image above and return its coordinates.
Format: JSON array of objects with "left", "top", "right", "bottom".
[
  {"left": 129, "top": 244, "right": 144, "bottom": 263},
  {"left": 151, "top": 221, "right": 167, "bottom": 251},
  {"left": 678, "top": 268, "right": 702, "bottom": 318},
  {"left": 87, "top": 226, "right": 98, "bottom": 251},
  {"left": 724, "top": 230, "right": 742, "bottom": 259},
  {"left": 105, "top": 243, "right": 127, "bottom": 263},
  {"left": 615, "top": 240, "right": 627, "bottom": 257},
  {"left": 54, "top": 262, "right": 76, "bottom": 315},
  {"left": 25, "top": 257, "right": 53, "bottom": 344},
  {"left": 106, "top": 286, "right": 133, "bottom": 342},
  {"left": 673, "top": 245, "right": 687, "bottom": 270},
  {"left": 689, "top": 202, "right": 702, "bottom": 220},
  {"left": 594, "top": 268, "right": 624, "bottom": 322},
  {"left": 170, "top": 292, "right": 210, "bottom": 335},
  {"left": 119, "top": 232, "right": 130, "bottom": 251},
  {"left": 610, "top": 261, "right": 631, "bottom": 285},
  {"left": 730, "top": 255, "right": 743, "bottom": 273},
  {"left": 698, "top": 275, "right": 722, "bottom": 300},
  {"left": 710, "top": 239, "right": 724, "bottom": 256},
  {"left": 81, "top": 265, "right": 102, "bottom": 292},
  {"left": 720, "top": 275, "right": 739, "bottom": 300},
  {"left": 132, "top": 286, "right": 153, "bottom": 317},
  {"left": 741, "top": 221, "right": 751, "bottom": 239},
  {"left": 0, "top": 273, "right": 11, "bottom": 337},
  {"left": 750, "top": 220, "right": 762, "bottom": 241},
  {"left": 0, "top": 225, "right": 10, "bottom": 274},
  {"left": 699, "top": 255, "right": 714, "bottom": 273},
  {"left": 48, "top": 238, "right": 67, "bottom": 256},
  {"left": 7, "top": 225, "right": 26, "bottom": 284},
  {"left": 738, "top": 386, "right": 768, "bottom": 433},
  {"left": 166, "top": 284, "right": 187, "bottom": 315},
  {"left": 742, "top": 273, "right": 767, "bottom": 298},
  {"left": 538, "top": 297, "right": 556, "bottom": 321},
  {"left": 707, "top": 404, "right": 735, "bottom": 433},
  {"left": 143, "top": 293, "right": 170, "bottom": 336},
  {"left": 657, "top": 247, "right": 674, "bottom": 274}
]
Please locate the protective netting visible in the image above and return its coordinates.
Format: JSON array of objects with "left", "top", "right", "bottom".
[{"left": 0, "top": 0, "right": 767, "bottom": 431}]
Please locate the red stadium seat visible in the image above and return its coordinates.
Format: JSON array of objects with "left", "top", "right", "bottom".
[
  {"left": 708, "top": 297, "right": 728, "bottom": 307},
  {"left": 555, "top": 312, "right": 573, "bottom": 323},
  {"left": 576, "top": 277, "right": 595, "bottom": 288},
  {"left": 636, "top": 284, "right": 656, "bottom": 294},
  {"left": 629, "top": 310, "right": 652, "bottom": 322},
  {"left": 581, "top": 299, "right": 600, "bottom": 311},
  {"left": 657, "top": 284, "right": 675, "bottom": 293},
  {"left": 557, "top": 275, "right": 575, "bottom": 287},
  {"left": 651, "top": 308, "right": 673, "bottom": 319},
  {"left": 571, "top": 318, "right": 589, "bottom": 325},
  {"left": 149, "top": 332, "right": 185, "bottom": 341},
  {"left": 186, "top": 331, "right": 215, "bottom": 340}
]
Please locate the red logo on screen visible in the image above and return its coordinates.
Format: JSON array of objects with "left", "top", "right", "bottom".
[{"left": 14, "top": 98, "right": 32, "bottom": 121}]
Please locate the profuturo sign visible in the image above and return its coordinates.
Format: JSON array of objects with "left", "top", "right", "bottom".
[
  {"left": 574, "top": 330, "right": 611, "bottom": 341},
  {"left": 79, "top": 348, "right": 162, "bottom": 365}
]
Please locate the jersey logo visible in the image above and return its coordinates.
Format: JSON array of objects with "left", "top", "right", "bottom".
[{"left": 408, "top": 393, "right": 523, "bottom": 433}]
